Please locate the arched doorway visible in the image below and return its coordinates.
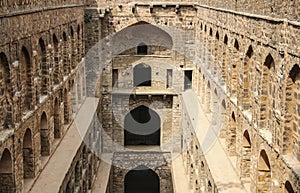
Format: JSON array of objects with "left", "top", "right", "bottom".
[
  {"left": 0, "top": 149, "right": 14, "bottom": 193},
  {"left": 23, "top": 128, "right": 34, "bottom": 178},
  {"left": 39, "top": 38, "right": 48, "bottom": 96},
  {"left": 124, "top": 105, "right": 160, "bottom": 146},
  {"left": 261, "top": 54, "right": 275, "bottom": 134},
  {"left": 125, "top": 166, "right": 159, "bottom": 193},
  {"left": 133, "top": 63, "right": 151, "bottom": 87},
  {"left": 284, "top": 64, "right": 300, "bottom": 158},
  {"left": 0, "top": 52, "right": 12, "bottom": 126},
  {"left": 241, "top": 130, "right": 251, "bottom": 178},
  {"left": 243, "top": 46, "right": 253, "bottom": 110},
  {"left": 53, "top": 34, "right": 60, "bottom": 85},
  {"left": 62, "top": 32, "right": 69, "bottom": 75},
  {"left": 21, "top": 46, "right": 32, "bottom": 111},
  {"left": 40, "top": 112, "right": 50, "bottom": 156},
  {"left": 54, "top": 98, "right": 60, "bottom": 138},
  {"left": 257, "top": 150, "right": 271, "bottom": 192},
  {"left": 64, "top": 88, "right": 70, "bottom": 124},
  {"left": 284, "top": 181, "right": 295, "bottom": 193},
  {"left": 137, "top": 43, "right": 148, "bottom": 55},
  {"left": 227, "top": 111, "right": 237, "bottom": 155}
]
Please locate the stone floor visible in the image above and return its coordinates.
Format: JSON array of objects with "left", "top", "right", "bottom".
[
  {"left": 171, "top": 155, "right": 193, "bottom": 193},
  {"left": 28, "top": 97, "right": 99, "bottom": 193},
  {"left": 91, "top": 154, "right": 112, "bottom": 193},
  {"left": 182, "top": 90, "right": 249, "bottom": 193}
]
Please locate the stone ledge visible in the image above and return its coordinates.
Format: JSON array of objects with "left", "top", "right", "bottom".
[
  {"left": 182, "top": 90, "right": 249, "bottom": 193},
  {"left": 28, "top": 97, "right": 99, "bottom": 193},
  {"left": 0, "top": 4, "right": 84, "bottom": 18}
]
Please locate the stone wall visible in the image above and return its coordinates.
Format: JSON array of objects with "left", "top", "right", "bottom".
[
  {"left": 0, "top": 4, "right": 86, "bottom": 193},
  {"left": 180, "top": 105, "right": 218, "bottom": 193},
  {"left": 110, "top": 152, "right": 173, "bottom": 193},
  {"left": 98, "top": 0, "right": 300, "bottom": 21},
  {"left": 193, "top": 3, "right": 300, "bottom": 193},
  {"left": 91, "top": 2, "right": 300, "bottom": 192},
  {"left": 59, "top": 117, "right": 101, "bottom": 193},
  {"left": 0, "top": 1, "right": 299, "bottom": 193}
]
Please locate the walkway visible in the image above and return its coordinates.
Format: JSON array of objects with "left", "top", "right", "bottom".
[
  {"left": 172, "top": 154, "right": 193, "bottom": 193},
  {"left": 182, "top": 90, "right": 249, "bottom": 193},
  {"left": 28, "top": 97, "right": 99, "bottom": 193}
]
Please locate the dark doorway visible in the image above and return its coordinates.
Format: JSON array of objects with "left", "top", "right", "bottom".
[
  {"left": 137, "top": 43, "right": 148, "bottom": 55},
  {"left": 184, "top": 70, "right": 192, "bottom": 90},
  {"left": 134, "top": 63, "right": 151, "bottom": 87},
  {"left": 125, "top": 166, "right": 159, "bottom": 193},
  {"left": 124, "top": 105, "right": 160, "bottom": 146}
]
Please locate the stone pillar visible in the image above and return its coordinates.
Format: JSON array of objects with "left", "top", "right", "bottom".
[{"left": 172, "top": 95, "right": 181, "bottom": 153}]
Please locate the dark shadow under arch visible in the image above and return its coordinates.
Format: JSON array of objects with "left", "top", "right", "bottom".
[
  {"left": 285, "top": 181, "right": 295, "bottom": 193},
  {"left": 257, "top": 149, "right": 271, "bottom": 192},
  {"left": 0, "top": 149, "right": 14, "bottom": 193},
  {"left": 40, "top": 112, "right": 50, "bottom": 156},
  {"left": 111, "top": 21, "right": 173, "bottom": 56},
  {"left": 137, "top": 42, "right": 148, "bottom": 55},
  {"left": 23, "top": 128, "right": 34, "bottom": 178},
  {"left": 124, "top": 105, "right": 160, "bottom": 146},
  {"left": 134, "top": 63, "right": 151, "bottom": 87},
  {"left": 54, "top": 98, "right": 60, "bottom": 138},
  {"left": 21, "top": 46, "right": 33, "bottom": 110},
  {"left": 125, "top": 166, "right": 159, "bottom": 193}
]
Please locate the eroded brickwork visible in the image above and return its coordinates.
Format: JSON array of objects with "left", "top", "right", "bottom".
[
  {"left": 0, "top": 2, "right": 88, "bottom": 193},
  {"left": 110, "top": 152, "right": 173, "bottom": 193},
  {"left": 0, "top": 1, "right": 299, "bottom": 193}
]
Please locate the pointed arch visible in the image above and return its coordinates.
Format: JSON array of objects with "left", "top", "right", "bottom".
[
  {"left": 53, "top": 34, "right": 60, "bottom": 85},
  {"left": 220, "top": 34, "right": 228, "bottom": 84},
  {"left": 64, "top": 88, "right": 70, "bottom": 124},
  {"left": 0, "top": 149, "right": 14, "bottom": 193},
  {"left": 125, "top": 165, "right": 159, "bottom": 193},
  {"left": 0, "top": 52, "right": 12, "bottom": 127},
  {"left": 230, "top": 39, "right": 239, "bottom": 99},
  {"left": 124, "top": 105, "right": 160, "bottom": 146},
  {"left": 40, "top": 112, "right": 50, "bottom": 156},
  {"left": 243, "top": 45, "right": 253, "bottom": 110},
  {"left": 264, "top": 54, "right": 275, "bottom": 70},
  {"left": 221, "top": 99, "right": 226, "bottom": 110},
  {"left": 207, "top": 180, "right": 212, "bottom": 192},
  {"left": 70, "top": 26, "right": 75, "bottom": 69},
  {"left": 133, "top": 63, "right": 151, "bottom": 87},
  {"left": 261, "top": 53, "right": 276, "bottom": 136},
  {"left": 241, "top": 130, "right": 251, "bottom": 178},
  {"left": 70, "top": 26, "right": 74, "bottom": 38},
  {"left": 224, "top": 35, "right": 228, "bottom": 45},
  {"left": 209, "top": 28, "right": 212, "bottom": 36},
  {"left": 284, "top": 64, "right": 300, "bottom": 158},
  {"left": 227, "top": 111, "right": 237, "bottom": 155},
  {"left": 39, "top": 38, "right": 48, "bottom": 96},
  {"left": 0, "top": 149, "right": 12, "bottom": 173},
  {"left": 77, "top": 24, "right": 82, "bottom": 62},
  {"left": 23, "top": 128, "right": 35, "bottom": 178},
  {"left": 257, "top": 150, "right": 271, "bottom": 192},
  {"left": 205, "top": 81, "right": 211, "bottom": 113},
  {"left": 54, "top": 97, "right": 61, "bottom": 138},
  {"left": 0, "top": 52, "right": 11, "bottom": 96},
  {"left": 62, "top": 31, "right": 70, "bottom": 75},
  {"left": 112, "top": 21, "right": 173, "bottom": 56},
  {"left": 258, "top": 150, "right": 271, "bottom": 171},
  {"left": 21, "top": 46, "right": 33, "bottom": 111},
  {"left": 234, "top": 39, "right": 239, "bottom": 50},
  {"left": 216, "top": 31, "right": 219, "bottom": 40},
  {"left": 284, "top": 181, "right": 295, "bottom": 193}
]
